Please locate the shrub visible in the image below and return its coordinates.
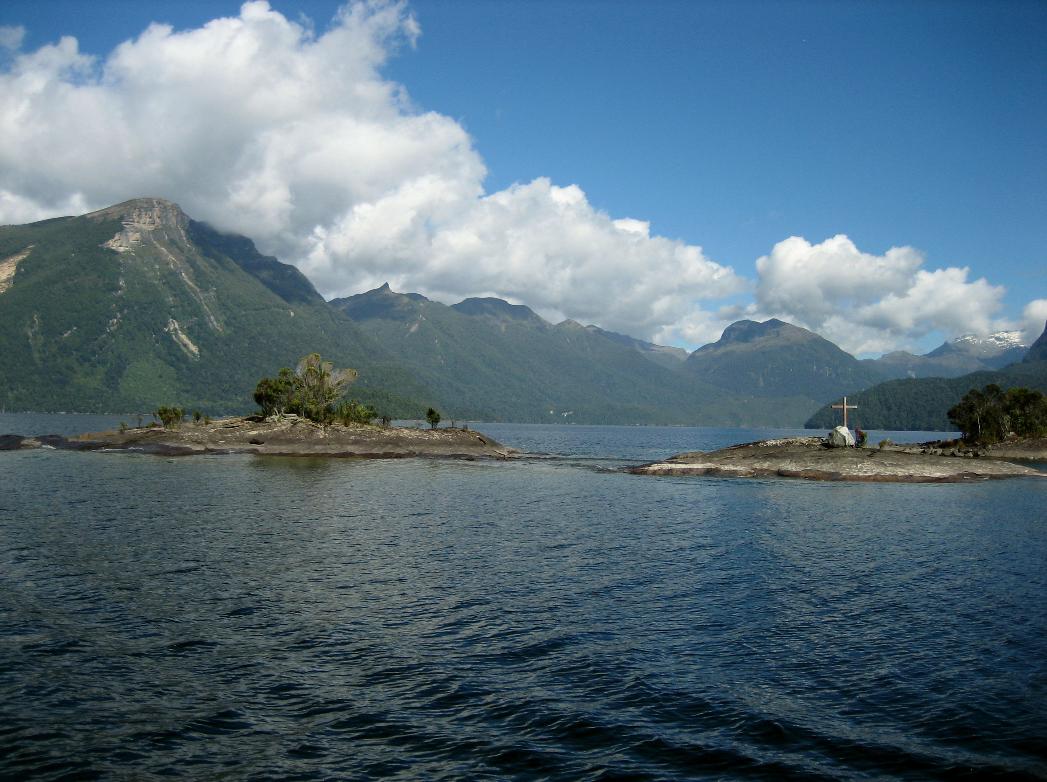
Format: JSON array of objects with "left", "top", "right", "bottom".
[
  {"left": 335, "top": 399, "right": 377, "bottom": 426},
  {"left": 426, "top": 407, "right": 441, "bottom": 429},
  {"left": 254, "top": 368, "right": 297, "bottom": 418},
  {"left": 153, "top": 406, "right": 184, "bottom": 429},
  {"left": 254, "top": 354, "right": 358, "bottom": 423},
  {"left": 878, "top": 438, "right": 893, "bottom": 449}
]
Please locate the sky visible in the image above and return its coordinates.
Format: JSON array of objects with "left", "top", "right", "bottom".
[{"left": 1, "top": 0, "right": 1045, "bottom": 356}]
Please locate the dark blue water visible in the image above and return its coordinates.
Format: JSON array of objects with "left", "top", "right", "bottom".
[{"left": 1, "top": 414, "right": 1044, "bottom": 780}]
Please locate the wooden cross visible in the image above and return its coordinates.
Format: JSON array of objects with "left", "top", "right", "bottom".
[{"left": 832, "top": 396, "right": 858, "bottom": 429}]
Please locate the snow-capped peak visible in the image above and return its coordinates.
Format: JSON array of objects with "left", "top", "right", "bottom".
[{"left": 952, "top": 331, "right": 1026, "bottom": 350}]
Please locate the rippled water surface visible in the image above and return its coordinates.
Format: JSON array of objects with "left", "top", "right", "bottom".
[{"left": 1, "top": 415, "right": 1045, "bottom": 780}]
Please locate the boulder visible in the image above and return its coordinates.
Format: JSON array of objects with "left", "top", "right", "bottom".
[{"left": 827, "top": 426, "right": 855, "bottom": 448}]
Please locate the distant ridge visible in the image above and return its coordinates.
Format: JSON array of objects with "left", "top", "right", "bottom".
[
  {"left": 583, "top": 325, "right": 688, "bottom": 370},
  {"left": 332, "top": 285, "right": 820, "bottom": 424},
  {"left": 333, "top": 285, "right": 732, "bottom": 423},
  {"left": 451, "top": 296, "right": 545, "bottom": 323}
]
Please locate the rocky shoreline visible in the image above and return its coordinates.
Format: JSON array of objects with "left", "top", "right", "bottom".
[
  {"left": 0, "top": 415, "right": 515, "bottom": 460},
  {"left": 628, "top": 437, "right": 1046, "bottom": 483}
]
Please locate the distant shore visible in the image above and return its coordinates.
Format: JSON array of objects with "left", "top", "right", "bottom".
[
  {"left": 0, "top": 415, "right": 515, "bottom": 460},
  {"left": 628, "top": 437, "right": 1046, "bottom": 483}
]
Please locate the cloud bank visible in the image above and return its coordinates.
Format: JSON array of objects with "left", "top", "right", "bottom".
[{"left": 0, "top": 3, "right": 1036, "bottom": 353}]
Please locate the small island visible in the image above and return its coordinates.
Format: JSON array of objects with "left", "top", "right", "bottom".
[
  {"left": 628, "top": 436, "right": 1045, "bottom": 483},
  {"left": 631, "top": 388, "right": 1047, "bottom": 482},
  {"left": 631, "top": 385, "right": 1047, "bottom": 483},
  {"left": 2, "top": 415, "right": 513, "bottom": 460},
  {"left": 1, "top": 353, "right": 514, "bottom": 461}
]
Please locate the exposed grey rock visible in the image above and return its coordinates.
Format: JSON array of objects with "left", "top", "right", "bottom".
[{"left": 827, "top": 426, "right": 855, "bottom": 448}]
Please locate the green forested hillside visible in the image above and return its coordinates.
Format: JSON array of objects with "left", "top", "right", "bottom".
[
  {"left": 681, "top": 318, "right": 888, "bottom": 411},
  {"left": 805, "top": 360, "right": 1047, "bottom": 431},
  {"left": 0, "top": 199, "right": 425, "bottom": 416},
  {"left": 332, "top": 285, "right": 817, "bottom": 425}
]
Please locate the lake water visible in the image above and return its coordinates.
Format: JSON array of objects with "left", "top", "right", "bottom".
[{"left": 2, "top": 413, "right": 1045, "bottom": 780}]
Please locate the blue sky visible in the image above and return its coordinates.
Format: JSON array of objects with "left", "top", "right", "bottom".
[{"left": 1, "top": 0, "right": 1044, "bottom": 354}]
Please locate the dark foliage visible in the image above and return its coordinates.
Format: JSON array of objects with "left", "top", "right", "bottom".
[
  {"left": 948, "top": 384, "right": 1047, "bottom": 444},
  {"left": 806, "top": 360, "right": 1047, "bottom": 431},
  {"left": 254, "top": 353, "right": 360, "bottom": 423},
  {"left": 153, "top": 405, "right": 184, "bottom": 428}
]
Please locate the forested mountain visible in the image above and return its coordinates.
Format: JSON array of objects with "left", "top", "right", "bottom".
[
  {"left": 331, "top": 284, "right": 814, "bottom": 424},
  {"left": 0, "top": 199, "right": 424, "bottom": 414},
  {"left": 583, "top": 325, "right": 689, "bottom": 370},
  {"left": 680, "top": 318, "right": 886, "bottom": 411},
  {"left": 805, "top": 325, "right": 1047, "bottom": 431}
]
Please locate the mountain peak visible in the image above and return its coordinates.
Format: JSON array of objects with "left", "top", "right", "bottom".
[
  {"left": 683, "top": 317, "right": 880, "bottom": 402},
  {"left": 331, "top": 283, "right": 430, "bottom": 321},
  {"left": 87, "top": 197, "right": 186, "bottom": 225},
  {"left": 452, "top": 297, "right": 545, "bottom": 324},
  {"left": 85, "top": 197, "right": 190, "bottom": 254},
  {"left": 713, "top": 318, "right": 809, "bottom": 347},
  {"left": 927, "top": 330, "right": 1027, "bottom": 361}
]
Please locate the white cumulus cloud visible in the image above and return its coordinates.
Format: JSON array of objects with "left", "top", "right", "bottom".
[
  {"left": 1021, "top": 299, "right": 1047, "bottom": 345},
  {"left": 752, "top": 235, "right": 1009, "bottom": 354},
  {"left": 0, "top": 0, "right": 741, "bottom": 343}
]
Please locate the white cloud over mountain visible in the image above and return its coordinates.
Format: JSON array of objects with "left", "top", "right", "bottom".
[
  {"left": 0, "top": 2, "right": 1037, "bottom": 354},
  {"left": 751, "top": 236, "right": 1011, "bottom": 354}
]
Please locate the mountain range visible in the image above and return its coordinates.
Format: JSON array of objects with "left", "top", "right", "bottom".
[{"left": 1, "top": 197, "right": 1043, "bottom": 427}]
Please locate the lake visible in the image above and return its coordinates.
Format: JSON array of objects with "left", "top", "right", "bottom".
[{"left": 2, "top": 413, "right": 1045, "bottom": 780}]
